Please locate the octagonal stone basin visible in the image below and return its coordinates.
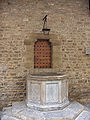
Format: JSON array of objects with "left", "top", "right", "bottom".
[{"left": 26, "top": 73, "right": 69, "bottom": 111}]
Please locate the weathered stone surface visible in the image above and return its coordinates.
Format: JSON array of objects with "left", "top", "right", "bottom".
[
  {"left": 1, "top": 115, "right": 9, "bottom": 120},
  {"left": 30, "top": 83, "right": 41, "bottom": 102},
  {"left": 46, "top": 83, "right": 58, "bottom": 103},
  {"left": 85, "top": 104, "right": 90, "bottom": 110},
  {"left": 2, "top": 101, "right": 90, "bottom": 120},
  {"left": 75, "top": 110, "right": 90, "bottom": 120},
  {"left": 86, "top": 48, "right": 90, "bottom": 55},
  {"left": 1, "top": 115, "right": 21, "bottom": 120}
]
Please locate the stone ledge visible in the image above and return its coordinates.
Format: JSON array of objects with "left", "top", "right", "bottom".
[
  {"left": 27, "top": 73, "right": 67, "bottom": 81},
  {"left": 27, "top": 99, "right": 70, "bottom": 111}
]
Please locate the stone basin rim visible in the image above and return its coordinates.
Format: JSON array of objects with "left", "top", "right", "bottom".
[{"left": 28, "top": 73, "right": 67, "bottom": 78}]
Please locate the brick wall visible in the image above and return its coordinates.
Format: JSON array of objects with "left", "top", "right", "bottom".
[{"left": 0, "top": 0, "right": 90, "bottom": 110}]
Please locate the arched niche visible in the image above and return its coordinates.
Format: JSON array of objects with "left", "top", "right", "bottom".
[
  {"left": 24, "top": 33, "right": 62, "bottom": 73},
  {"left": 34, "top": 39, "right": 52, "bottom": 68}
]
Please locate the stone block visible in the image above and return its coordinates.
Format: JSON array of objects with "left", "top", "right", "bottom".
[
  {"left": 86, "top": 48, "right": 90, "bottom": 55},
  {"left": 30, "top": 83, "right": 41, "bottom": 102},
  {"left": 75, "top": 110, "right": 90, "bottom": 120},
  {"left": 46, "top": 83, "right": 58, "bottom": 103}
]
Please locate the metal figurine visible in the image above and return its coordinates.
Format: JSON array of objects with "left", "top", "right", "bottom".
[
  {"left": 42, "top": 15, "right": 50, "bottom": 35},
  {"left": 43, "top": 15, "right": 48, "bottom": 29}
]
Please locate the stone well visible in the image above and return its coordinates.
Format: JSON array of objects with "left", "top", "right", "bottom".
[
  {"left": 26, "top": 73, "right": 69, "bottom": 111},
  {"left": 1, "top": 72, "right": 90, "bottom": 120}
]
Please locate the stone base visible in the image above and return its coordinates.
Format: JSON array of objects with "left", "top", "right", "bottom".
[
  {"left": 27, "top": 99, "right": 69, "bottom": 111},
  {"left": 1, "top": 101, "right": 90, "bottom": 120}
]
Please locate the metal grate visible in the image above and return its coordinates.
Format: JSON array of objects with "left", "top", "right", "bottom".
[{"left": 34, "top": 39, "right": 51, "bottom": 68}]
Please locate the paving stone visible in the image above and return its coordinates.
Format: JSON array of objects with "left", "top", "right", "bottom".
[
  {"left": 1, "top": 101, "right": 90, "bottom": 120},
  {"left": 12, "top": 101, "right": 84, "bottom": 120},
  {"left": 1, "top": 115, "right": 21, "bottom": 120},
  {"left": 75, "top": 110, "right": 90, "bottom": 120},
  {"left": 85, "top": 104, "right": 90, "bottom": 110},
  {"left": 2, "top": 107, "right": 12, "bottom": 116},
  {"left": 6, "top": 116, "right": 21, "bottom": 120},
  {"left": 12, "top": 102, "right": 26, "bottom": 115},
  {"left": 1, "top": 115, "right": 9, "bottom": 120}
]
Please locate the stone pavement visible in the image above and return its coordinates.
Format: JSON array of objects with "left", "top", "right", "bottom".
[
  {"left": 85, "top": 104, "right": 90, "bottom": 110},
  {"left": 1, "top": 101, "right": 90, "bottom": 120}
]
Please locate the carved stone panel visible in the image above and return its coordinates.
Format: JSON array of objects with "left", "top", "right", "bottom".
[
  {"left": 46, "top": 83, "right": 58, "bottom": 103},
  {"left": 30, "top": 83, "right": 41, "bottom": 103}
]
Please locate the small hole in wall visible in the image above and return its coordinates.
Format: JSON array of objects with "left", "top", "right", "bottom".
[{"left": 8, "top": 2, "right": 11, "bottom": 5}]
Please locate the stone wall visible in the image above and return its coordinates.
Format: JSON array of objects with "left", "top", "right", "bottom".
[
  {"left": 24, "top": 33, "right": 62, "bottom": 73},
  {"left": 0, "top": 0, "right": 90, "bottom": 110}
]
